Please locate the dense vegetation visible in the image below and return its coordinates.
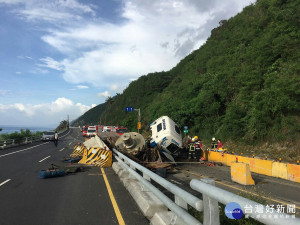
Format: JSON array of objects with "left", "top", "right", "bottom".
[
  {"left": 72, "top": 0, "right": 300, "bottom": 147},
  {"left": 55, "top": 120, "right": 69, "bottom": 132},
  {"left": 0, "top": 129, "right": 43, "bottom": 141}
]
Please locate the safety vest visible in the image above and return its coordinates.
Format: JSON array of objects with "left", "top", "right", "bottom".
[{"left": 189, "top": 143, "right": 195, "bottom": 151}]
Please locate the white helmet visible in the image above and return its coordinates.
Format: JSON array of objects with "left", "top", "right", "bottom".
[{"left": 212, "top": 137, "right": 216, "bottom": 141}]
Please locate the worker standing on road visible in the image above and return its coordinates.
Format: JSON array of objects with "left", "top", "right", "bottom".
[
  {"left": 211, "top": 137, "right": 217, "bottom": 150},
  {"left": 217, "top": 139, "right": 223, "bottom": 150},
  {"left": 54, "top": 131, "right": 58, "bottom": 147},
  {"left": 194, "top": 137, "right": 203, "bottom": 162},
  {"left": 189, "top": 137, "right": 195, "bottom": 160}
]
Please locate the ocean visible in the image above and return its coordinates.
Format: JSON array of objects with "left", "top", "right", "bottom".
[{"left": 0, "top": 126, "right": 54, "bottom": 134}]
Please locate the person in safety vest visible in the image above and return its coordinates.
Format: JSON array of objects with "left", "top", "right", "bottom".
[
  {"left": 189, "top": 137, "right": 195, "bottom": 159},
  {"left": 194, "top": 136, "right": 203, "bottom": 162}
]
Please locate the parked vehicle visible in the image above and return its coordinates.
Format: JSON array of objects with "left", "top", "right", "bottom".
[
  {"left": 42, "top": 131, "right": 55, "bottom": 141},
  {"left": 86, "top": 126, "right": 97, "bottom": 137},
  {"left": 149, "top": 116, "right": 182, "bottom": 162},
  {"left": 103, "top": 126, "right": 112, "bottom": 132},
  {"left": 82, "top": 125, "right": 88, "bottom": 137},
  {"left": 116, "top": 127, "right": 128, "bottom": 135}
]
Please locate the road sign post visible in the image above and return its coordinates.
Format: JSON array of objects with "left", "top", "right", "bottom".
[
  {"left": 125, "top": 107, "right": 134, "bottom": 112},
  {"left": 134, "top": 108, "right": 141, "bottom": 133},
  {"left": 125, "top": 107, "right": 141, "bottom": 133}
]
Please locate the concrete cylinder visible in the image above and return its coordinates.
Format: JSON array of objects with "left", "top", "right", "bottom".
[{"left": 122, "top": 134, "right": 135, "bottom": 148}]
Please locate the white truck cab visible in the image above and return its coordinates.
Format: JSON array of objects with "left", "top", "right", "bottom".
[
  {"left": 150, "top": 116, "right": 182, "bottom": 162},
  {"left": 86, "top": 126, "right": 97, "bottom": 137}
]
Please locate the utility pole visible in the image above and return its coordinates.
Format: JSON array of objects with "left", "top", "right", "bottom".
[{"left": 134, "top": 108, "right": 141, "bottom": 133}]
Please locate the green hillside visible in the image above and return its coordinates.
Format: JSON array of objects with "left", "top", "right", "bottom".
[{"left": 73, "top": 0, "right": 300, "bottom": 148}]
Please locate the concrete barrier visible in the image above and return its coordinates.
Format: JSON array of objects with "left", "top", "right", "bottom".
[
  {"left": 287, "top": 164, "right": 300, "bottom": 183},
  {"left": 272, "top": 162, "right": 288, "bottom": 179},
  {"left": 114, "top": 162, "right": 174, "bottom": 223},
  {"left": 79, "top": 147, "right": 112, "bottom": 167},
  {"left": 92, "top": 150, "right": 112, "bottom": 168},
  {"left": 70, "top": 144, "right": 86, "bottom": 158},
  {"left": 231, "top": 162, "right": 255, "bottom": 185},
  {"left": 123, "top": 176, "right": 167, "bottom": 219},
  {"left": 151, "top": 211, "right": 187, "bottom": 225},
  {"left": 208, "top": 151, "right": 299, "bottom": 183},
  {"left": 248, "top": 158, "right": 272, "bottom": 176},
  {"left": 112, "top": 162, "right": 122, "bottom": 174}
]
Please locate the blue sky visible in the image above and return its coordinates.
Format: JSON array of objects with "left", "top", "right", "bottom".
[{"left": 0, "top": 0, "right": 253, "bottom": 127}]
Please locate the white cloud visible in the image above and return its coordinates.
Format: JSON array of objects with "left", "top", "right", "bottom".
[
  {"left": 97, "top": 91, "right": 110, "bottom": 98},
  {"left": 2, "top": 0, "right": 95, "bottom": 22},
  {"left": 76, "top": 85, "right": 89, "bottom": 89},
  {"left": 0, "top": 97, "right": 95, "bottom": 126},
  {"left": 4, "top": 0, "right": 253, "bottom": 98},
  {"left": 39, "top": 57, "right": 64, "bottom": 71},
  {"left": 36, "top": 0, "right": 252, "bottom": 90},
  {"left": 110, "top": 84, "right": 119, "bottom": 91}
]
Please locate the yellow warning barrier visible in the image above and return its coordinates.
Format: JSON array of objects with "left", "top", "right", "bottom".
[
  {"left": 287, "top": 164, "right": 300, "bottom": 183},
  {"left": 92, "top": 150, "right": 112, "bottom": 168},
  {"left": 70, "top": 145, "right": 86, "bottom": 158},
  {"left": 78, "top": 147, "right": 112, "bottom": 167},
  {"left": 208, "top": 151, "right": 298, "bottom": 183},
  {"left": 272, "top": 162, "right": 288, "bottom": 179},
  {"left": 249, "top": 158, "right": 272, "bottom": 176},
  {"left": 231, "top": 162, "right": 255, "bottom": 185}
]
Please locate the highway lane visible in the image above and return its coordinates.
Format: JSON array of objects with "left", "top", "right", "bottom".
[{"left": 0, "top": 128, "right": 148, "bottom": 225}]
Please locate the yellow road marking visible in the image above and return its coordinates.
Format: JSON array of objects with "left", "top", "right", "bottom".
[
  {"left": 101, "top": 168, "right": 125, "bottom": 225},
  {"left": 184, "top": 170, "right": 300, "bottom": 210}
]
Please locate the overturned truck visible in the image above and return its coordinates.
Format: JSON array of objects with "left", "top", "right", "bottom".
[{"left": 114, "top": 116, "right": 185, "bottom": 163}]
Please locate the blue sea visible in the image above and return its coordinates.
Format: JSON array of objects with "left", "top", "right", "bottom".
[{"left": 0, "top": 126, "right": 54, "bottom": 134}]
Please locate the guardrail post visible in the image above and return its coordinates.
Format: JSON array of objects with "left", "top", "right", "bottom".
[
  {"left": 25, "top": 138, "right": 28, "bottom": 144},
  {"left": 201, "top": 178, "right": 220, "bottom": 225},
  {"left": 175, "top": 195, "right": 188, "bottom": 210},
  {"left": 3, "top": 140, "right": 6, "bottom": 148}
]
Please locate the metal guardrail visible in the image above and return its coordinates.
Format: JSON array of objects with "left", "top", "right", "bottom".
[
  {"left": 113, "top": 149, "right": 300, "bottom": 225},
  {"left": 0, "top": 129, "right": 70, "bottom": 150},
  {"left": 0, "top": 136, "right": 42, "bottom": 149},
  {"left": 114, "top": 149, "right": 202, "bottom": 225},
  {"left": 190, "top": 179, "right": 300, "bottom": 225}
]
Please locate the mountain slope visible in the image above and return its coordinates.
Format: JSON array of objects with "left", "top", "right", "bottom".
[{"left": 72, "top": 103, "right": 106, "bottom": 126}]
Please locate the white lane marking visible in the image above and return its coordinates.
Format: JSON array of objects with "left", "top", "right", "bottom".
[
  {"left": 68, "top": 142, "right": 72, "bottom": 145},
  {"left": 0, "top": 179, "right": 11, "bottom": 187},
  {"left": 39, "top": 156, "right": 51, "bottom": 162},
  {"left": 59, "top": 148, "right": 65, "bottom": 152},
  {"left": 0, "top": 142, "right": 48, "bottom": 158}
]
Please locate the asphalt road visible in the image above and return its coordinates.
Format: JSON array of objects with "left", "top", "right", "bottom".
[{"left": 0, "top": 128, "right": 148, "bottom": 225}]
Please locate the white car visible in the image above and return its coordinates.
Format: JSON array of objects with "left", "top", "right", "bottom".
[
  {"left": 86, "top": 126, "right": 97, "bottom": 137},
  {"left": 42, "top": 131, "right": 55, "bottom": 141}
]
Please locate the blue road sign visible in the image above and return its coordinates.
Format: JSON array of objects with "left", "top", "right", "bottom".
[
  {"left": 184, "top": 126, "right": 188, "bottom": 130},
  {"left": 125, "top": 107, "right": 134, "bottom": 112}
]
